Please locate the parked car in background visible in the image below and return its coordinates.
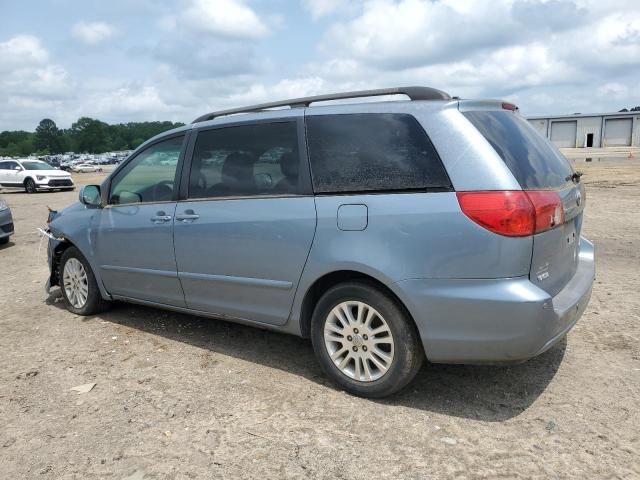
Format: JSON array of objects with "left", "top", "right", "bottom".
[
  {"left": 44, "top": 87, "right": 595, "bottom": 398},
  {"left": 0, "top": 196, "right": 14, "bottom": 245},
  {"left": 0, "top": 159, "right": 74, "bottom": 193},
  {"left": 71, "top": 163, "right": 103, "bottom": 173}
]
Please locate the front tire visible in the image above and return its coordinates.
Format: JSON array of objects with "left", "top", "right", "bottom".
[
  {"left": 24, "top": 178, "right": 37, "bottom": 193},
  {"left": 59, "top": 247, "right": 110, "bottom": 315},
  {"left": 311, "top": 282, "right": 424, "bottom": 398}
]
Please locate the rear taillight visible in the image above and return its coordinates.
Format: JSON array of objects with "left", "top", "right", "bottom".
[
  {"left": 456, "top": 190, "right": 563, "bottom": 237},
  {"left": 526, "top": 190, "right": 564, "bottom": 233}
]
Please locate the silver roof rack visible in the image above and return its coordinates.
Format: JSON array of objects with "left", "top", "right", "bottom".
[{"left": 192, "top": 86, "right": 452, "bottom": 123}]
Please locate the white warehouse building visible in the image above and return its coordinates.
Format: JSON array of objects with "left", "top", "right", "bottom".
[{"left": 527, "top": 111, "right": 640, "bottom": 148}]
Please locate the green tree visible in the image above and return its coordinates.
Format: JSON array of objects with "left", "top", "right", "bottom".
[
  {"left": 0, "top": 131, "right": 34, "bottom": 156},
  {"left": 0, "top": 118, "right": 184, "bottom": 156},
  {"left": 34, "top": 118, "right": 65, "bottom": 154},
  {"left": 69, "top": 117, "right": 111, "bottom": 153}
]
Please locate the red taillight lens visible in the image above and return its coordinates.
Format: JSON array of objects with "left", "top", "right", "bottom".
[
  {"left": 526, "top": 190, "right": 564, "bottom": 233},
  {"left": 456, "top": 190, "right": 564, "bottom": 237},
  {"left": 456, "top": 191, "right": 534, "bottom": 237}
]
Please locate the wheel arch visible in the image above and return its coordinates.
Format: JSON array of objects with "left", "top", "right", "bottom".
[
  {"left": 298, "top": 269, "right": 420, "bottom": 343},
  {"left": 23, "top": 176, "right": 36, "bottom": 186},
  {"left": 49, "top": 239, "right": 77, "bottom": 287},
  {"left": 49, "top": 237, "right": 111, "bottom": 300}
]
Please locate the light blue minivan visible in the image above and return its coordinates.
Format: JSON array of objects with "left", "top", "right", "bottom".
[{"left": 45, "top": 87, "right": 594, "bottom": 397}]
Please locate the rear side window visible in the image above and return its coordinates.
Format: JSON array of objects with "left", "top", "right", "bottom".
[
  {"left": 0, "top": 161, "right": 18, "bottom": 170},
  {"left": 188, "top": 121, "right": 301, "bottom": 199},
  {"left": 463, "top": 111, "right": 573, "bottom": 190},
  {"left": 306, "top": 113, "right": 450, "bottom": 193}
]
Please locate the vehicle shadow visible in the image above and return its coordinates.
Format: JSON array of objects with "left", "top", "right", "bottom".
[{"left": 46, "top": 294, "right": 565, "bottom": 421}]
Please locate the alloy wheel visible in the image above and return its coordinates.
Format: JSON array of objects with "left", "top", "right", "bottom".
[
  {"left": 323, "top": 301, "right": 395, "bottom": 382},
  {"left": 63, "top": 258, "right": 89, "bottom": 309}
]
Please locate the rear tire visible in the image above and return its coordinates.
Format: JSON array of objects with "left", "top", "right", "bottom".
[
  {"left": 59, "top": 247, "right": 110, "bottom": 315},
  {"left": 311, "top": 281, "right": 424, "bottom": 398},
  {"left": 24, "top": 178, "right": 37, "bottom": 193},
  {"left": 0, "top": 237, "right": 9, "bottom": 245}
]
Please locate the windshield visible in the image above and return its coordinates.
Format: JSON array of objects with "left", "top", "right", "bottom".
[
  {"left": 22, "top": 161, "right": 54, "bottom": 171},
  {"left": 463, "top": 111, "right": 574, "bottom": 190}
]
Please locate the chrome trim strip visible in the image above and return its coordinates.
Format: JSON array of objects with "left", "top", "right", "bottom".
[
  {"left": 178, "top": 271, "right": 293, "bottom": 290},
  {"left": 100, "top": 265, "right": 178, "bottom": 278}
]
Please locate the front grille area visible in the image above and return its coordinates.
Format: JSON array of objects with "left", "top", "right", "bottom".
[
  {"left": 47, "top": 179, "right": 73, "bottom": 187},
  {"left": 0, "top": 222, "right": 14, "bottom": 234}
]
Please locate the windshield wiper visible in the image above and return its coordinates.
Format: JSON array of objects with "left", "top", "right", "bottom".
[{"left": 566, "top": 171, "right": 583, "bottom": 183}]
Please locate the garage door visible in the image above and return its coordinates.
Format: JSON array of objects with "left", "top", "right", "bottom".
[
  {"left": 604, "top": 118, "right": 632, "bottom": 146},
  {"left": 550, "top": 121, "right": 577, "bottom": 148}
]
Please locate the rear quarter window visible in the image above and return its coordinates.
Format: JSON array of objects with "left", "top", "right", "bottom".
[
  {"left": 463, "top": 111, "right": 574, "bottom": 190},
  {"left": 306, "top": 113, "right": 451, "bottom": 193}
]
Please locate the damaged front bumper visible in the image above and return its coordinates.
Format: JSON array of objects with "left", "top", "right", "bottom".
[{"left": 39, "top": 227, "right": 64, "bottom": 294}]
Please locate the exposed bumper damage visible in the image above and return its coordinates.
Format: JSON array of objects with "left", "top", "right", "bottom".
[{"left": 37, "top": 221, "right": 65, "bottom": 294}]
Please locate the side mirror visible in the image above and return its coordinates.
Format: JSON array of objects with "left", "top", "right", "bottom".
[
  {"left": 79, "top": 185, "right": 102, "bottom": 207},
  {"left": 14, "top": 165, "right": 22, "bottom": 171}
]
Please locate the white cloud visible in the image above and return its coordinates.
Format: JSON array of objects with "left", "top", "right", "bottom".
[
  {"left": 72, "top": 21, "right": 115, "bottom": 45},
  {"left": 303, "top": 0, "right": 640, "bottom": 115},
  {"left": 598, "top": 82, "right": 629, "bottom": 99},
  {"left": 303, "top": 0, "right": 350, "bottom": 19},
  {"left": 0, "top": 35, "right": 75, "bottom": 130},
  {"left": 0, "top": 35, "right": 48, "bottom": 73},
  {"left": 90, "top": 84, "right": 178, "bottom": 116},
  {"left": 2, "top": 0, "right": 640, "bottom": 131},
  {"left": 0, "top": 36, "right": 70, "bottom": 98},
  {"left": 322, "top": 0, "right": 518, "bottom": 69},
  {"left": 177, "top": 0, "right": 269, "bottom": 39}
]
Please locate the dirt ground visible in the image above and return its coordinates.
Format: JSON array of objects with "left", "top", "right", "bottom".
[{"left": 1, "top": 162, "right": 638, "bottom": 479}]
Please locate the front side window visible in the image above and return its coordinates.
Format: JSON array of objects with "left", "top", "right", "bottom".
[
  {"left": 306, "top": 113, "right": 451, "bottom": 194},
  {"left": 109, "top": 135, "right": 184, "bottom": 205},
  {"left": 188, "top": 121, "right": 300, "bottom": 199}
]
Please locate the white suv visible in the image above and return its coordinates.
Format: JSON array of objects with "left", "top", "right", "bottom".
[{"left": 0, "top": 159, "right": 74, "bottom": 193}]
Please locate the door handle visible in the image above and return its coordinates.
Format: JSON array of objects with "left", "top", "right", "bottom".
[
  {"left": 150, "top": 211, "right": 172, "bottom": 223},
  {"left": 175, "top": 209, "right": 199, "bottom": 222}
]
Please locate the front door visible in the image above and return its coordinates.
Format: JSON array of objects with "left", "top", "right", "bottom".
[
  {"left": 173, "top": 120, "right": 316, "bottom": 325},
  {"left": 93, "top": 135, "right": 187, "bottom": 306}
]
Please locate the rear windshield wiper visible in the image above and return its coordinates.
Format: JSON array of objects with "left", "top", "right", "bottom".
[{"left": 566, "top": 171, "right": 583, "bottom": 184}]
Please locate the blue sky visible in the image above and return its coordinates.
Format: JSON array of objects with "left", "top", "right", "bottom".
[{"left": 1, "top": 0, "right": 639, "bottom": 130}]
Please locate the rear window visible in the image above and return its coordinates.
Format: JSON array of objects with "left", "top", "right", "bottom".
[
  {"left": 306, "top": 113, "right": 451, "bottom": 193},
  {"left": 463, "top": 111, "right": 574, "bottom": 190}
]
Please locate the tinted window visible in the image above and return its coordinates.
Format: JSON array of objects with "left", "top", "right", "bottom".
[
  {"left": 463, "top": 111, "right": 574, "bottom": 189},
  {"left": 188, "top": 122, "right": 300, "bottom": 199},
  {"left": 306, "top": 114, "right": 450, "bottom": 193},
  {"left": 109, "top": 136, "right": 184, "bottom": 205}
]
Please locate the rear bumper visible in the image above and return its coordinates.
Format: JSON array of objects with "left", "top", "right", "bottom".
[{"left": 395, "top": 237, "right": 595, "bottom": 364}]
